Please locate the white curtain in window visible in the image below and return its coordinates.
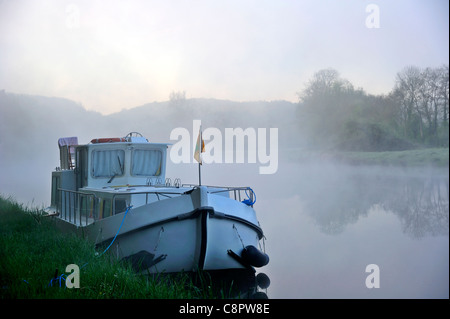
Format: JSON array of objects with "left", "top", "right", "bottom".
[
  {"left": 132, "top": 150, "right": 161, "bottom": 176},
  {"left": 92, "top": 150, "right": 125, "bottom": 177}
]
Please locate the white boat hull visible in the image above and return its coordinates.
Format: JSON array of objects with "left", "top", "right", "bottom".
[{"left": 52, "top": 186, "right": 267, "bottom": 274}]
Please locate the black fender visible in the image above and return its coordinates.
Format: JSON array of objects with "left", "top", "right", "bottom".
[
  {"left": 256, "top": 272, "right": 271, "bottom": 289},
  {"left": 241, "top": 245, "right": 269, "bottom": 268}
]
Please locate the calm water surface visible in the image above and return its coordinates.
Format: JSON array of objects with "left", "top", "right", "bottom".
[
  {"left": 254, "top": 163, "right": 449, "bottom": 299},
  {"left": 2, "top": 158, "right": 448, "bottom": 299}
]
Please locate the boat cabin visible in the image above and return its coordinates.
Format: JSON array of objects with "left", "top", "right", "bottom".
[{"left": 50, "top": 133, "right": 170, "bottom": 224}]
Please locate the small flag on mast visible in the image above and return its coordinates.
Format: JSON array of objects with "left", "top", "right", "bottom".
[{"left": 194, "top": 126, "right": 205, "bottom": 165}]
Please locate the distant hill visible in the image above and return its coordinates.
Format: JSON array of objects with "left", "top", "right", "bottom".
[{"left": 105, "top": 97, "right": 299, "bottom": 145}]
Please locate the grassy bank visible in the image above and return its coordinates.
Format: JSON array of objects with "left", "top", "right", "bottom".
[
  {"left": 287, "top": 147, "right": 449, "bottom": 167},
  {"left": 0, "top": 196, "right": 227, "bottom": 299}
]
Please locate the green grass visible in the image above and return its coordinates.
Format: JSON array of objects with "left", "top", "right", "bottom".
[{"left": 0, "top": 196, "right": 230, "bottom": 299}]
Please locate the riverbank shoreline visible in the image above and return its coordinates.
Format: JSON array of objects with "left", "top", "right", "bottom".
[
  {"left": 285, "top": 147, "right": 449, "bottom": 168},
  {"left": 0, "top": 196, "right": 250, "bottom": 299}
]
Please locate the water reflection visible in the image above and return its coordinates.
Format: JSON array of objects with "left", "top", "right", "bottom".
[
  {"left": 297, "top": 165, "right": 449, "bottom": 238},
  {"left": 200, "top": 270, "right": 270, "bottom": 299},
  {"left": 387, "top": 176, "right": 449, "bottom": 238},
  {"left": 146, "top": 269, "right": 271, "bottom": 299},
  {"left": 258, "top": 163, "right": 449, "bottom": 298}
]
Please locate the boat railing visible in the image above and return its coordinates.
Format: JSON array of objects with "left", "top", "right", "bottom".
[
  {"left": 56, "top": 188, "right": 185, "bottom": 225},
  {"left": 57, "top": 188, "right": 97, "bottom": 226},
  {"left": 209, "top": 186, "right": 255, "bottom": 205},
  {"left": 56, "top": 185, "right": 255, "bottom": 226},
  {"left": 152, "top": 179, "right": 254, "bottom": 204},
  {"left": 110, "top": 190, "right": 183, "bottom": 213},
  {"left": 182, "top": 184, "right": 255, "bottom": 204}
]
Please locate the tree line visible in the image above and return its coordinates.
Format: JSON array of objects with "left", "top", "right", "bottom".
[{"left": 297, "top": 65, "right": 449, "bottom": 151}]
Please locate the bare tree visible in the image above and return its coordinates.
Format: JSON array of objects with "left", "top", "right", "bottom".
[
  {"left": 299, "top": 68, "right": 353, "bottom": 103},
  {"left": 394, "top": 66, "right": 425, "bottom": 140},
  {"left": 169, "top": 90, "right": 186, "bottom": 106},
  {"left": 393, "top": 65, "right": 449, "bottom": 145},
  {"left": 438, "top": 65, "right": 449, "bottom": 126}
]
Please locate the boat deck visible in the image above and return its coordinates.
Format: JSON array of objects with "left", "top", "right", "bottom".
[{"left": 51, "top": 184, "right": 254, "bottom": 227}]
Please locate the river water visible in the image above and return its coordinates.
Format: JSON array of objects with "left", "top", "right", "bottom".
[
  {"left": 2, "top": 153, "right": 448, "bottom": 299},
  {"left": 251, "top": 162, "right": 449, "bottom": 299}
]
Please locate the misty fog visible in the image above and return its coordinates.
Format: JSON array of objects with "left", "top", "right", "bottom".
[
  {"left": 0, "top": 91, "right": 448, "bottom": 298},
  {"left": 1, "top": 0, "right": 448, "bottom": 300}
]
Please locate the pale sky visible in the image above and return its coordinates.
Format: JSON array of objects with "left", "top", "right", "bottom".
[{"left": 0, "top": 0, "right": 448, "bottom": 114}]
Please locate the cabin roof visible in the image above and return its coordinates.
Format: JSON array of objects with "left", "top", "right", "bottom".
[{"left": 83, "top": 141, "right": 171, "bottom": 147}]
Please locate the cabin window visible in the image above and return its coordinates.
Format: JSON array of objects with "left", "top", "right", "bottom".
[
  {"left": 91, "top": 150, "right": 125, "bottom": 178},
  {"left": 114, "top": 198, "right": 127, "bottom": 214},
  {"left": 102, "top": 199, "right": 111, "bottom": 218},
  {"left": 80, "top": 195, "right": 96, "bottom": 220},
  {"left": 131, "top": 149, "right": 162, "bottom": 176},
  {"left": 76, "top": 147, "right": 88, "bottom": 187},
  {"left": 51, "top": 175, "right": 60, "bottom": 206}
]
